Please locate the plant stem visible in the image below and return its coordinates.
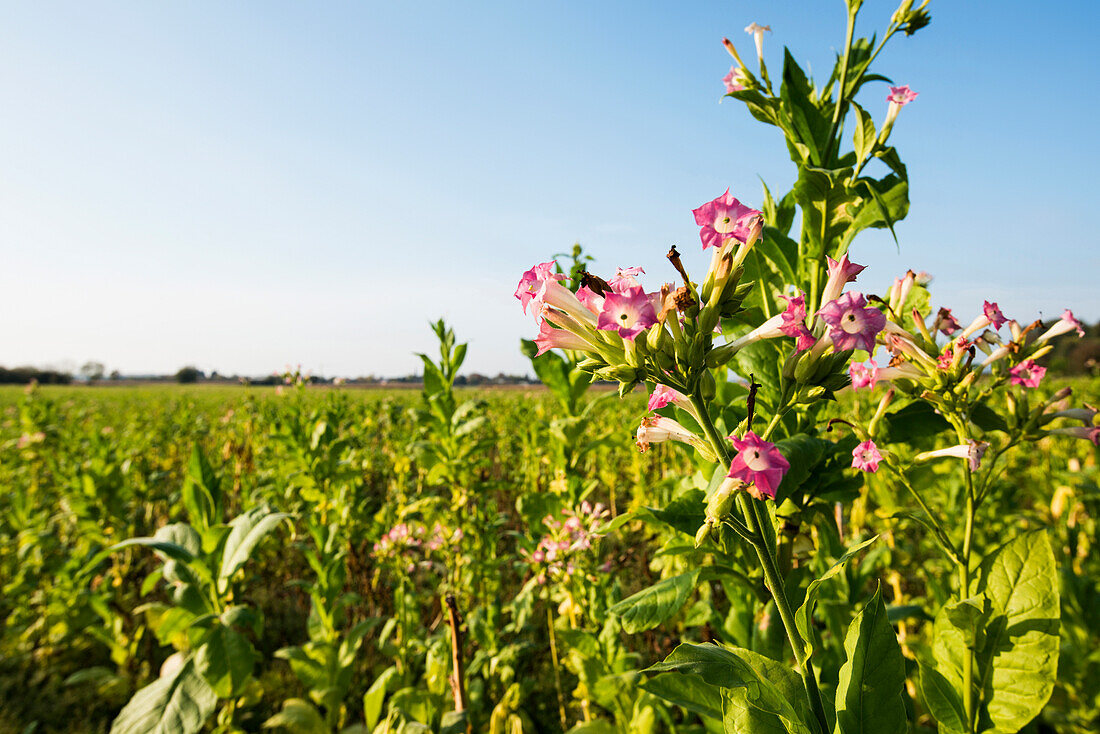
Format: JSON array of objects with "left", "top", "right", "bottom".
[
  {"left": 823, "top": 7, "right": 858, "bottom": 165},
  {"left": 689, "top": 392, "right": 829, "bottom": 733},
  {"left": 960, "top": 466, "right": 977, "bottom": 733},
  {"left": 546, "top": 599, "right": 568, "bottom": 732}
]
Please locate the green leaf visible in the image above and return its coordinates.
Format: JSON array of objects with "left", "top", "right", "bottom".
[
  {"left": 608, "top": 569, "right": 700, "bottom": 633},
  {"left": 440, "top": 711, "right": 469, "bottom": 734},
  {"left": 640, "top": 672, "right": 723, "bottom": 722},
  {"left": 364, "top": 667, "right": 399, "bottom": 728},
  {"left": 262, "top": 699, "right": 327, "bottom": 734},
  {"left": 880, "top": 401, "right": 950, "bottom": 443},
  {"left": 851, "top": 102, "right": 876, "bottom": 165},
  {"left": 835, "top": 587, "right": 907, "bottom": 734},
  {"left": 794, "top": 536, "right": 879, "bottom": 661},
  {"left": 218, "top": 507, "right": 290, "bottom": 591},
  {"left": 918, "top": 661, "right": 967, "bottom": 734},
  {"left": 110, "top": 656, "right": 217, "bottom": 734},
  {"left": 648, "top": 489, "right": 706, "bottom": 537},
  {"left": 194, "top": 622, "right": 258, "bottom": 698},
  {"left": 721, "top": 647, "right": 814, "bottom": 734},
  {"left": 182, "top": 445, "right": 220, "bottom": 529}
]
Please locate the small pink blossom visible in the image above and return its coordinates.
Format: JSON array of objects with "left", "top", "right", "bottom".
[
  {"left": 534, "top": 319, "right": 590, "bottom": 356},
  {"left": 723, "top": 66, "right": 748, "bottom": 93},
  {"left": 817, "top": 292, "right": 886, "bottom": 353},
  {"left": 983, "top": 301, "right": 1006, "bottom": 329},
  {"left": 852, "top": 440, "right": 883, "bottom": 472},
  {"left": 692, "top": 189, "right": 763, "bottom": 250},
  {"left": 515, "top": 262, "right": 565, "bottom": 313},
  {"left": 778, "top": 291, "right": 816, "bottom": 351},
  {"left": 647, "top": 384, "right": 685, "bottom": 411},
  {"left": 820, "top": 254, "right": 867, "bottom": 308},
  {"left": 1037, "top": 309, "right": 1085, "bottom": 343},
  {"left": 597, "top": 285, "right": 658, "bottom": 340},
  {"left": 937, "top": 346, "right": 955, "bottom": 371},
  {"left": 609, "top": 266, "right": 645, "bottom": 293},
  {"left": 887, "top": 85, "right": 918, "bottom": 106},
  {"left": 636, "top": 416, "right": 707, "bottom": 453},
  {"left": 726, "top": 431, "right": 789, "bottom": 500},
  {"left": 935, "top": 307, "right": 961, "bottom": 335},
  {"left": 1009, "top": 359, "right": 1046, "bottom": 388},
  {"left": 849, "top": 362, "right": 878, "bottom": 389},
  {"left": 575, "top": 285, "right": 604, "bottom": 314},
  {"left": 1050, "top": 426, "right": 1100, "bottom": 446}
]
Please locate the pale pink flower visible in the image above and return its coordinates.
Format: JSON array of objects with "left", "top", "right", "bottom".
[
  {"left": 609, "top": 266, "right": 645, "bottom": 293},
  {"left": 915, "top": 440, "right": 989, "bottom": 472},
  {"left": 534, "top": 319, "right": 590, "bottom": 356},
  {"left": 635, "top": 416, "right": 708, "bottom": 453},
  {"left": 849, "top": 362, "right": 878, "bottom": 389},
  {"left": 1050, "top": 405, "right": 1098, "bottom": 425},
  {"left": 818, "top": 292, "right": 886, "bottom": 353},
  {"left": 1050, "top": 426, "right": 1100, "bottom": 446},
  {"left": 692, "top": 189, "right": 763, "bottom": 250},
  {"left": 1036, "top": 309, "right": 1085, "bottom": 343},
  {"left": 515, "top": 261, "right": 565, "bottom": 313},
  {"left": 820, "top": 254, "right": 867, "bottom": 309},
  {"left": 744, "top": 22, "right": 771, "bottom": 62},
  {"left": 887, "top": 271, "right": 916, "bottom": 314},
  {"left": 535, "top": 279, "right": 599, "bottom": 327},
  {"left": 983, "top": 301, "right": 1007, "bottom": 329},
  {"left": 887, "top": 85, "right": 918, "bottom": 106},
  {"left": 647, "top": 384, "right": 685, "bottom": 411},
  {"left": 597, "top": 285, "right": 658, "bottom": 340},
  {"left": 777, "top": 291, "right": 816, "bottom": 351},
  {"left": 726, "top": 431, "right": 789, "bottom": 500},
  {"left": 1009, "top": 359, "right": 1046, "bottom": 388},
  {"left": 935, "top": 307, "right": 961, "bottom": 335},
  {"left": 851, "top": 440, "right": 883, "bottom": 472},
  {"left": 723, "top": 66, "right": 748, "bottom": 93},
  {"left": 575, "top": 285, "right": 604, "bottom": 314}
]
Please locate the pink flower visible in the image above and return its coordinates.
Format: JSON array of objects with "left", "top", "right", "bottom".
[
  {"left": 820, "top": 254, "right": 867, "bottom": 309},
  {"left": 636, "top": 416, "right": 709, "bottom": 454},
  {"left": 1037, "top": 309, "right": 1085, "bottom": 343},
  {"left": 983, "top": 301, "right": 1006, "bottom": 329},
  {"left": 937, "top": 346, "right": 955, "bottom": 371},
  {"left": 692, "top": 189, "right": 763, "bottom": 250},
  {"left": 609, "top": 266, "right": 645, "bottom": 293},
  {"left": 935, "top": 307, "right": 961, "bottom": 335},
  {"left": 849, "top": 362, "right": 878, "bottom": 389},
  {"left": 817, "top": 292, "right": 886, "bottom": 353},
  {"left": 535, "top": 279, "right": 599, "bottom": 327},
  {"left": 726, "top": 431, "right": 789, "bottom": 500},
  {"left": 1050, "top": 426, "right": 1100, "bottom": 446},
  {"left": 534, "top": 319, "right": 590, "bottom": 356},
  {"left": 778, "top": 291, "right": 816, "bottom": 351},
  {"left": 887, "top": 85, "right": 918, "bottom": 106},
  {"left": 1010, "top": 359, "right": 1046, "bottom": 388},
  {"left": 851, "top": 440, "right": 883, "bottom": 472},
  {"left": 515, "top": 262, "right": 565, "bottom": 313},
  {"left": 887, "top": 271, "right": 916, "bottom": 314},
  {"left": 647, "top": 384, "right": 685, "bottom": 411},
  {"left": 575, "top": 285, "right": 604, "bottom": 314},
  {"left": 915, "top": 440, "right": 989, "bottom": 472},
  {"left": 723, "top": 66, "right": 747, "bottom": 93},
  {"left": 597, "top": 285, "right": 658, "bottom": 340}
]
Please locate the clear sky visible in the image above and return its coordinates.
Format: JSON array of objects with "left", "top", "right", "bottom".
[{"left": 1, "top": 1, "right": 1097, "bottom": 379}]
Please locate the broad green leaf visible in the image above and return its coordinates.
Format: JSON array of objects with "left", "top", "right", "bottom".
[
  {"left": 880, "top": 401, "right": 950, "bottom": 443},
  {"left": 918, "top": 660, "right": 967, "bottom": 734},
  {"left": 110, "top": 657, "right": 217, "bottom": 734},
  {"left": 794, "top": 535, "right": 879, "bottom": 661},
  {"left": 721, "top": 647, "right": 814, "bottom": 734},
  {"left": 218, "top": 507, "right": 291, "bottom": 590},
  {"left": 364, "top": 666, "right": 399, "bottom": 728},
  {"left": 81, "top": 537, "right": 195, "bottom": 578},
  {"left": 153, "top": 523, "right": 202, "bottom": 558},
  {"left": 182, "top": 445, "right": 220, "bottom": 529},
  {"left": 640, "top": 672, "right": 723, "bottom": 721},
  {"left": 835, "top": 587, "right": 907, "bottom": 734},
  {"left": 194, "top": 622, "right": 257, "bottom": 698},
  {"left": 440, "top": 711, "right": 469, "bottom": 734},
  {"left": 608, "top": 569, "right": 700, "bottom": 633},
  {"left": 851, "top": 102, "right": 876, "bottom": 165},
  {"left": 262, "top": 699, "right": 327, "bottom": 734}
]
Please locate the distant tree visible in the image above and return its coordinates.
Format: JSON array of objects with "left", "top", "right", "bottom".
[
  {"left": 80, "top": 361, "right": 106, "bottom": 381},
  {"left": 109, "top": 370, "right": 122, "bottom": 380},
  {"left": 175, "top": 366, "right": 203, "bottom": 383}
]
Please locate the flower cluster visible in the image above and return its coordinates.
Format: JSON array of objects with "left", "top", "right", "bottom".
[
  {"left": 523, "top": 501, "right": 609, "bottom": 585},
  {"left": 373, "top": 521, "right": 462, "bottom": 573}
]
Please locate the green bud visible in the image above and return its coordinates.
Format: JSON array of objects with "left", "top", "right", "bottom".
[
  {"left": 694, "top": 522, "right": 713, "bottom": 549},
  {"left": 706, "top": 342, "right": 738, "bottom": 369},
  {"left": 577, "top": 358, "right": 603, "bottom": 371},
  {"left": 700, "top": 371, "right": 717, "bottom": 401},
  {"left": 705, "top": 484, "right": 737, "bottom": 525},
  {"left": 617, "top": 380, "right": 638, "bottom": 399},
  {"left": 794, "top": 349, "right": 821, "bottom": 383},
  {"left": 794, "top": 385, "right": 827, "bottom": 404},
  {"left": 698, "top": 304, "right": 719, "bottom": 335},
  {"left": 782, "top": 349, "right": 806, "bottom": 381}
]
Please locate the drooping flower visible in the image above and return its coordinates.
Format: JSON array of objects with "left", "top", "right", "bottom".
[
  {"left": 849, "top": 362, "right": 878, "bottom": 389},
  {"left": 915, "top": 440, "right": 989, "bottom": 472},
  {"left": 1009, "top": 359, "right": 1046, "bottom": 388},
  {"left": 820, "top": 254, "right": 867, "bottom": 309},
  {"left": 723, "top": 66, "right": 748, "bottom": 93},
  {"left": 935, "top": 307, "right": 961, "bottom": 335},
  {"left": 887, "top": 85, "right": 919, "bottom": 106},
  {"left": 851, "top": 440, "right": 883, "bottom": 472},
  {"left": 647, "top": 384, "right": 685, "bottom": 411},
  {"left": 636, "top": 416, "right": 710, "bottom": 455},
  {"left": 515, "top": 262, "right": 565, "bottom": 313},
  {"left": 1049, "top": 405, "right": 1098, "bottom": 425},
  {"left": 726, "top": 431, "right": 789, "bottom": 500},
  {"left": 818, "top": 291, "right": 886, "bottom": 353},
  {"left": 1049, "top": 426, "right": 1100, "bottom": 446},
  {"left": 597, "top": 285, "right": 658, "bottom": 340},
  {"left": 983, "top": 301, "right": 1007, "bottom": 329},
  {"left": 777, "top": 292, "right": 816, "bottom": 351},
  {"left": 692, "top": 189, "right": 763, "bottom": 250},
  {"left": 1036, "top": 309, "right": 1085, "bottom": 343},
  {"left": 534, "top": 319, "right": 590, "bottom": 356}
]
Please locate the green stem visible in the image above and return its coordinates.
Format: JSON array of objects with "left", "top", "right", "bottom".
[
  {"left": 823, "top": 7, "right": 857, "bottom": 165},
  {"left": 690, "top": 393, "right": 829, "bottom": 733},
  {"left": 949, "top": 418, "right": 978, "bottom": 733}
]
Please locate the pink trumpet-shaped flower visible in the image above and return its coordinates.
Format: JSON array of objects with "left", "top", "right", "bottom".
[
  {"left": 692, "top": 189, "right": 763, "bottom": 250},
  {"left": 535, "top": 279, "right": 599, "bottom": 327},
  {"left": 818, "top": 292, "right": 886, "bottom": 353},
  {"left": 636, "top": 416, "right": 708, "bottom": 453},
  {"left": 820, "top": 254, "right": 867, "bottom": 309},
  {"left": 723, "top": 66, "right": 748, "bottom": 93},
  {"left": 983, "top": 301, "right": 1007, "bottom": 329},
  {"left": 935, "top": 307, "right": 961, "bottom": 335},
  {"left": 534, "top": 319, "right": 590, "bottom": 356},
  {"left": 726, "top": 431, "right": 789, "bottom": 500},
  {"left": 575, "top": 285, "right": 604, "bottom": 314},
  {"left": 916, "top": 440, "right": 989, "bottom": 472},
  {"left": 849, "top": 362, "right": 878, "bottom": 389},
  {"left": 597, "top": 285, "right": 658, "bottom": 340},
  {"left": 1050, "top": 426, "right": 1100, "bottom": 446},
  {"left": 1050, "top": 405, "right": 1098, "bottom": 425},
  {"left": 515, "top": 262, "right": 565, "bottom": 313},
  {"left": 609, "top": 266, "right": 645, "bottom": 293},
  {"left": 852, "top": 440, "right": 883, "bottom": 472},
  {"left": 887, "top": 85, "right": 918, "bottom": 106},
  {"left": 1036, "top": 309, "right": 1085, "bottom": 343},
  {"left": 1009, "top": 359, "right": 1046, "bottom": 388},
  {"left": 647, "top": 384, "right": 685, "bottom": 411},
  {"left": 777, "top": 291, "right": 816, "bottom": 351}
]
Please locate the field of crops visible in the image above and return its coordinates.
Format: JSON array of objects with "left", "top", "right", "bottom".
[{"left": 1, "top": 368, "right": 1097, "bottom": 733}]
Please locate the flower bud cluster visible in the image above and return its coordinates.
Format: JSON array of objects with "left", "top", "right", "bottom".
[
  {"left": 522, "top": 501, "right": 610, "bottom": 585},
  {"left": 373, "top": 521, "right": 462, "bottom": 573}
]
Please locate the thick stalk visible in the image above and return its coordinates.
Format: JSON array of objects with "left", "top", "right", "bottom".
[
  {"left": 546, "top": 601, "right": 568, "bottom": 731},
  {"left": 823, "top": 7, "right": 858, "bottom": 165},
  {"left": 960, "top": 466, "right": 977, "bottom": 733},
  {"left": 689, "top": 393, "right": 829, "bottom": 733}
]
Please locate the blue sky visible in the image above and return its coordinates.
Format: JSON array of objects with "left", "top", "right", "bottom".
[{"left": 1, "top": 1, "right": 1096, "bottom": 378}]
